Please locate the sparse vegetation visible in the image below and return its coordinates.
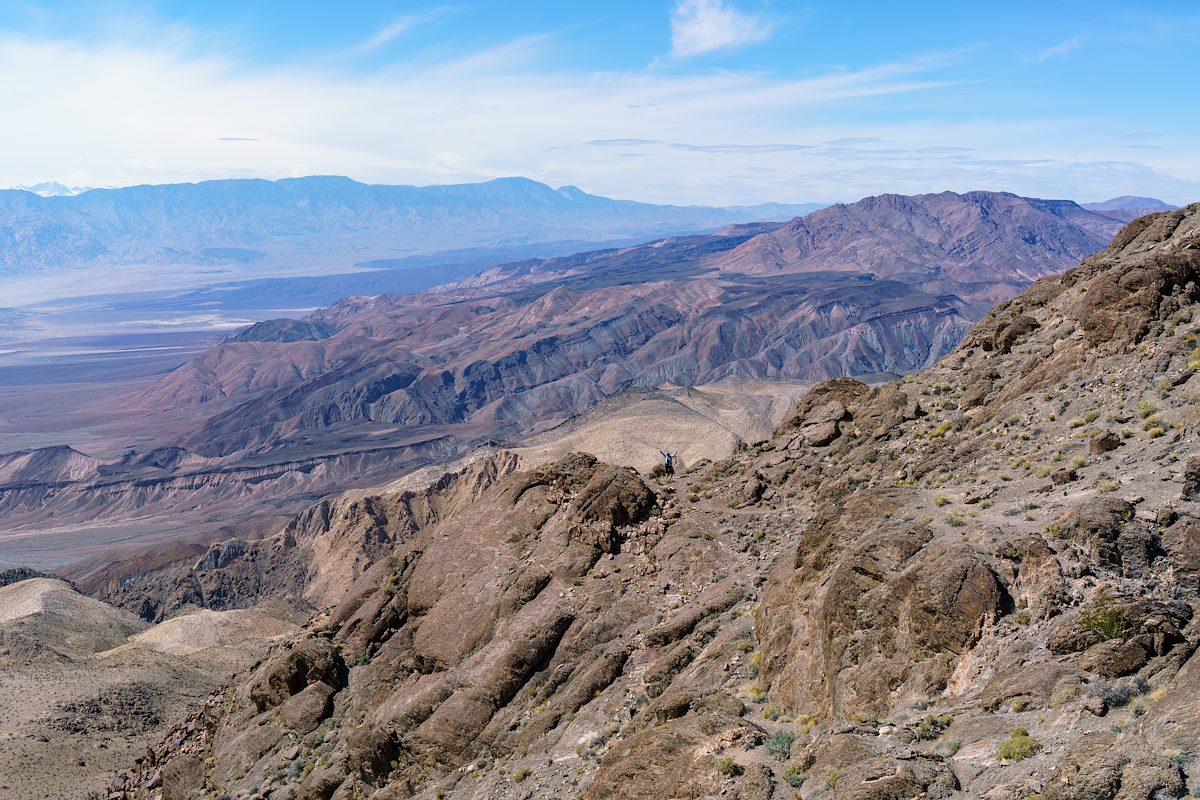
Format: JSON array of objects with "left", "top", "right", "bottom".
[
  {"left": 1090, "top": 677, "right": 1147, "bottom": 708},
  {"left": 996, "top": 727, "right": 1042, "bottom": 761},
  {"left": 1049, "top": 687, "right": 1077, "bottom": 708},
  {"left": 1079, "top": 595, "right": 1126, "bottom": 640},
  {"left": 915, "top": 714, "right": 954, "bottom": 740},
  {"left": 715, "top": 756, "right": 742, "bottom": 777},
  {"left": 783, "top": 763, "right": 806, "bottom": 787},
  {"left": 766, "top": 730, "right": 797, "bottom": 760}
]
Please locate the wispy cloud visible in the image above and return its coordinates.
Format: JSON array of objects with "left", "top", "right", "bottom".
[
  {"left": 1035, "top": 36, "right": 1081, "bottom": 61},
  {"left": 218, "top": 136, "right": 259, "bottom": 142},
  {"left": 670, "top": 142, "right": 812, "bottom": 154},
  {"left": 353, "top": 10, "right": 445, "bottom": 54},
  {"left": 825, "top": 137, "right": 882, "bottom": 146},
  {"left": 669, "top": 0, "right": 772, "bottom": 58},
  {"left": 0, "top": 27, "right": 1195, "bottom": 206},
  {"left": 585, "top": 138, "right": 662, "bottom": 147}
]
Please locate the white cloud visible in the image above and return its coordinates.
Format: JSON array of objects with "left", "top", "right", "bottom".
[
  {"left": 669, "top": 0, "right": 771, "bottom": 58},
  {"left": 0, "top": 29, "right": 1194, "bottom": 207},
  {"left": 1035, "top": 36, "right": 1081, "bottom": 61},
  {"left": 353, "top": 9, "right": 446, "bottom": 54}
]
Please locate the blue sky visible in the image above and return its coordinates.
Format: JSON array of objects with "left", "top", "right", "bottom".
[{"left": 0, "top": 1, "right": 1197, "bottom": 204}]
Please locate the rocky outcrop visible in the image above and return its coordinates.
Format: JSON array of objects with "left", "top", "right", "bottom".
[{"left": 115, "top": 206, "right": 1200, "bottom": 800}]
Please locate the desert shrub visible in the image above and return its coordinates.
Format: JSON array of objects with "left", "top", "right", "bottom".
[
  {"left": 1138, "top": 400, "right": 1157, "bottom": 418},
  {"left": 996, "top": 728, "right": 1042, "bottom": 761},
  {"left": 1145, "top": 686, "right": 1169, "bottom": 705},
  {"left": 766, "top": 730, "right": 797, "bottom": 760},
  {"left": 1090, "top": 676, "right": 1147, "bottom": 708},
  {"left": 934, "top": 739, "right": 961, "bottom": 757},
  {"left": 783, "top": 763, "right": 805, "bottom": 787},
  {"left": 715, "top": 756, "right": 742, "bottom": 777},
  {"left": 794, "top": 714, "right": 818, "bottom": 735},
  {"left": 825, "top": 770, "right": 840, "bottom": 789},
  {"left": 1049, "top": 687, "right": 1077, "bottom": 708},
  {"left": 1079, "top": 595, "right": 1126, "bottom": 640},
  {"left": 513, "top": 767, "right": 533, "bottom": 783},
  {"left": 915, "top": 714, "right": 954, "bottom": 740}
]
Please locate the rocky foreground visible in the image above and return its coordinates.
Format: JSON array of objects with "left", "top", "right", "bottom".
[{"left": 109, "top": 205, "right": 1199, "bottom": 799}]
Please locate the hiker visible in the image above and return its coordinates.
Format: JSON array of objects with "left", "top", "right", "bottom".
[{"left": 659, "top": 451, "right": 678, "bottom": 475}]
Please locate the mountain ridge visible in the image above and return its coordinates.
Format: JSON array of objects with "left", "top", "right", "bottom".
[
  {"left": 0, "top": 191, "right": 1125, "bottom": 563},
  {"left": 0, "top": 175, "right": 822, "bottom": 277},
  {"left": 100, "top": 203, "right": 1200, "bottom": 800}
]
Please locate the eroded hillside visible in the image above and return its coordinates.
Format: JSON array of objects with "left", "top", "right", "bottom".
[
  {"left": 0, "top": 192, "right": 1122, "bottom": 569},
  {"left": 105, "top": 205, "right": 1200, "bottom": 799}
]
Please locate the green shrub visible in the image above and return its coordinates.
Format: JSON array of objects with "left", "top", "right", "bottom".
[
  {"left": 934, "top": 739, "right": 961, "bottom": 757},
  {"left": 766, "top": 730, "right": 797, "bottom": 760},
  {"left": 1079, "top": 595, "right": 1126, "bottom": 641},
  {"left": 825, "top": 770, "right": 840, "bottom": 789},
  {"left": 1049, "top": 687, "right": 1077, "bottom": 708},
  {"left": 996, "top": 728, "right": 1042, "bottom": 761},
  {"left": 915, "top": 714, "right": 954, "bottom": 740},
  {"left": 783, "top": 763, "right": 805, "bottom": 787},
  {"left": 715, "top": 756, "right": 742, "bottom": 777},
  {"left": 513, "top": 766, "right": 533, "bottom": 783}
]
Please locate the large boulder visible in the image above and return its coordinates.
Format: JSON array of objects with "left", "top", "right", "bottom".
[
  {"left": 1042, "top": 735, "right": 1184, "bottom": 800},
  {"left": 247, "top": 637, "right": 347, "bottom": 713}
]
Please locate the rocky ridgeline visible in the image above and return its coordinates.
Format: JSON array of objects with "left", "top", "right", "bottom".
[{"left": 116, "top": 206, "right": 1200, "bottom": 799}]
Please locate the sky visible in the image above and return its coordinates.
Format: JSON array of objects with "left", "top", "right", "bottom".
[{"left": 0, "top": 0, "right": 1197, "bottom": 205}]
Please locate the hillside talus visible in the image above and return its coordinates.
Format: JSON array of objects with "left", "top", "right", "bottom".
[{"left": 115, "top": 206, "right": 1200, "bottom": 800}]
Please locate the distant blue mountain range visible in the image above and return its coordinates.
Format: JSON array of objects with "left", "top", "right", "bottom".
[{"left": 0, "top": 176, "right": 823, "bottom": 276}]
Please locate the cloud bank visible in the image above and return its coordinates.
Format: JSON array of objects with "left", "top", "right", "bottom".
[
  {"left": 0, "top": 23, "right": 1195, "bottom": 206},
  {"left": 669, "top": 0, "right": 772, "bottom": 58}
]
